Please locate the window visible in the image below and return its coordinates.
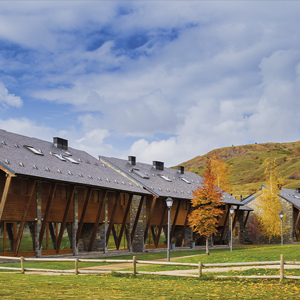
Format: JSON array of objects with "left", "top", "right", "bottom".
[
  {"left": 53, "top": 153, "right": 66, "bottom": 161},
  {"left": 132, "top": 168, "right": 150, "bottom": 179},
  {"left": 64, "top": 156, "right": 79, "bottom": 164},
  {"left": 24, "top": 145, "right": 44, "bottom": 156},
  {"left": 181, "top": 178, "right": 191, "bottom": 184},
  {"left": 159, "top": 175, "right": 172, "bottom": 182}
]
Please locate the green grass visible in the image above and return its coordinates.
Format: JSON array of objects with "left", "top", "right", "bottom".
[
  {"left": 2, "top": 245, "right": 300, "bottom": 299},
  {"left": 1, "top": 272, "right": 300, "bottom": 299}
]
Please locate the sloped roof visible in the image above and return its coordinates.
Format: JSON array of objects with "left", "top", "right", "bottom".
[
  {"left": 0, "top": 129, "right": 149, "bottom": 195},
  {"left": 100, "top": 156, "right": 244, "bottom": 206},
  {"left": 279, "top": 188, "right": 300, "bottom": 209}
]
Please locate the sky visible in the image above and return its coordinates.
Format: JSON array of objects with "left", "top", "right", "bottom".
[{"left": 1, "top": 1, "right": 300, "bottom": 167}]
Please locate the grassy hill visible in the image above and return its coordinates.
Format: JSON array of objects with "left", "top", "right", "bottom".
[{"left": 176, "top": 141, "right": 300, "bottom": 199}]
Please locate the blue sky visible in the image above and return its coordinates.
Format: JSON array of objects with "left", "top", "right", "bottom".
[{"left": 1, "top": 1, "right": 300, "bottom": 166}]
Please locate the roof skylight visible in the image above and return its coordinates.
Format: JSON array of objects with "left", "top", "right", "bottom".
[
  {"left": 24, "top": 145, "right": 44, "bottom": 156},
  {"left": 132, "top": 168, "right": 150, "bottom": 179},
  {"left": 62, "top": 150, "right": 72, "bottom": 156},
  {"left": 64, "top": 156, "right": 79, "bottom": 164},
  {"left": 53, "top": 153, "right": 66, "bottom": 161},
  {"left": 181, "top": 178, "right": 191, "bottom": 184},
  {"left": 159, "top": 175, "right": 172, "bottom": 182}
]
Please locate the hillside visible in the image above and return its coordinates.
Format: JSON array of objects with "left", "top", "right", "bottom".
[{"left": 176, "top": 141, "right": 300, "bottom": 199}]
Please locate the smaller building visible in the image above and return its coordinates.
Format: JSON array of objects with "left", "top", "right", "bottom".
[{"left": 241, "top": 186, "right": 300, "bottom": 244}]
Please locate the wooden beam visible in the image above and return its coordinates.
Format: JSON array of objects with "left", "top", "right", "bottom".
[
  {"left": 112, "top": 225, "right": 118, "bottom": 249},
  {"left": 144, "top": 196, "right": 157, "bottom": 243},
  {"left": 105, "top": 192, "right": 121, "bottom": 245},
  {"left": 131, "top": 195, "right": 145, "bottom": 243},
  {"left": 0, "top": 174, "right": 12, "bottom": 223},
  {"left": 155, "top": 203, "right": 167, "bottom": 247},
  {"left": 56, "top": 185, "right": 75, "bottom": 253},
  {"left": 293, "top": 207, "right": 300, "bottom": 240},
  {"left": 116, "top": 194, "right": 133, "bottom": 250},
  {"left": 179, "top": 202, "right": 192, "bottom": 247},
  {"left": 39, "top": 183, "right": 57, "bottom": 249},
  {"left": 232, "top": 206, "right": 240, "bottom": 229},
  {"left": 88, "top": 189, "right": 108, "bottom": 251},
  {"left": 243, "top": 211, "right": 250, "bottom": 229},
  {"left": 14, "top": 179, "right": 36, "bottom": 256},
  {"left": 219, "top": 205, "right": 230, "bottom": 245},
  {"left": 170, "top": 199, "right": 181, "bottom": 239},
  {"left": 76, "top": 187, "right": 93, "bottom": 245}
]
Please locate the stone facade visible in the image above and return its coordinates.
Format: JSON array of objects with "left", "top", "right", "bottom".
[
  {"left": 244, "top": 194, "right": 294, "bottom": 244},
  {"left": 129, "top": 195, "right": 146, "bottom": 252}
]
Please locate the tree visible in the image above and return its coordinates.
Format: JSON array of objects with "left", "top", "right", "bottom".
[
  {"left": 255, "top": 157, "right": 286, "bottom": 242},
  {"left": 188, "top": 159, "right": 224, "bottom": 255},
  {"left": 210, "top": 154, "right": 232, "bottom": 194}
]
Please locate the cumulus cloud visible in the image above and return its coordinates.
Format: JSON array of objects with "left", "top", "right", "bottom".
[
  {"left": 1, "top": 2, "right": 300, "bottom": 166},
  {"left": 0, "top": 82, "right": 22, "bottom": 108}
]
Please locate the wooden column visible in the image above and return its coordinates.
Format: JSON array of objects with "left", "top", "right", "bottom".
[
  {"left": 144, "top": 196, "right": 157, "bottom": 243},
  {"left": 293, "top": 207, "right": 300, "bottom": 240},
  {"left": 73, "top": 187, "right": 78, "bottom": 256},
  {"left": 76, "top": 187, "right": 93, "bottom": 245},
  {"left": 35, "top": 181, "right": 42, "bottom": 257},
  {"left": 0, "top": 174, "right": 13, "bottom": 223},
  {"left": 56, "top": 185, "right": 75, "bottom": 253},
  {"left": 39, "top": 183, "right": 57, "bottom": 249},
  {"left": 131, "top": 195, "right": 145, "bottom": 243},
  {"left": 179, "top": 203, "right": 192, "bottom": 246},
  {"left": 105, "top": 192, "right": 121, "bottom": 245},
  {"left": 219, "top": 205, "right": 230, "bottom": 245},
  {"left": 88, "top": 189, "right": 108, "bottom": 251},
  {"left": 116, "top": 194, "right": 133, "bottom": 250},
  {"left": 155, "top": 203, "right": 167, "bottom": 247},
  {"left": 14, "top": 179, "right": 36, "bottom": 256},
  {"left": 243, "top": 211, "right": 250, "bottom": 229},
  {"left": 232, "top": 206, "right": 240, "bottom": 229},
  {"left": 170, "top": 199, "right": 181, "bottom": 239}
]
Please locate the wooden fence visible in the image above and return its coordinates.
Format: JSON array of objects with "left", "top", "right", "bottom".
[{"left": 0, "top": 254, "right": 299, "bottom": 281}]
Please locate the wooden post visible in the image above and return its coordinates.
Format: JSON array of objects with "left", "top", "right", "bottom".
[
  {"left": 21, "top": 256, "right": 24, "bottom": 274},
  {"left": 198, "top": 261, "right": 202, "bottom": 278},
  {"left": 133, "top": 256, "right": 136, "bottom": 275},
  {"left": 75, "top": 258, "right": 78, "bottom": 275},
  {"left": 280, "top": 254, "right": 284, "bottom": 281}
]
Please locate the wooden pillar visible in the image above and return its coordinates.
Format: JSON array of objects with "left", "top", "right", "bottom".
[
  {"left": 0, "top": 174, "right": 12, "bottom": 223},
  {"left": 106, "top": 192, "right": 121, "bottom": 246},
  {"left": 155, "top": 203, "right": 167, "bottom": 248},
  {"left": 35, "top": 181, "right": 42, "bottom": 257},
  {"left": 73, "top": 187, "right": 78, "bottom": 256},
  {"left": 179, "top": 203, "right": 192, "bottom": 246},
  {"left": 39, "top": 183, "right": 57, "bottom": 249},
  {"left": 170, "top": 199, "right": 181, "bottom": 240},
  {"left": 219, "top": 205, "right": 230, "bottom": 245},
  {"left": 144, "top": 196, "right": 157, "bottom": 243},
  {"left": 14, "top": 179, "right": 36, "bottom": 256},
  {"left": 293, "top": 207, "right": 300, "bottom": 241},
  {"left": 56, "top": 185, "right": 75, "bottom": 253}
]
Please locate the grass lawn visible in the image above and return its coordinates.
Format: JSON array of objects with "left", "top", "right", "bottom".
[{"left": 2, "top": 245, "right": 300, "bottom": 299}]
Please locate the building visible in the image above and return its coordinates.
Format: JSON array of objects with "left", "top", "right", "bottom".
[
  {"left": 0, "top": 129, "right": 245, "bottom": 257},
  {"left": 242, "top": 186, "right": 300, "bottom": 244}
]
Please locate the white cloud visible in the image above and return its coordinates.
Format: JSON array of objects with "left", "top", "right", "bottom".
[{"left": 0, "top": 82, "right": 22, "bottom": 108}]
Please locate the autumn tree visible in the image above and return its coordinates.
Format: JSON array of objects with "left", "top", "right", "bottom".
[
  {"left": 255, "top": 157, "right": 287, "bottom": 242},
  {"left": 210, "top": 154, "right": 232, "bottom": 194},
  {"left": 188, "top": 159, "right": 224, "bottom": 255}
]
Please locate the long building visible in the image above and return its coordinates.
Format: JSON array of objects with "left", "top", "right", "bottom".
[{"left": 0, "top": 129, "right": 244, "bottom": 257}]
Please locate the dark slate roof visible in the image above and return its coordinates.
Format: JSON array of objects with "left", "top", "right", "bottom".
[
  {"left": 0, "top": 129, "right": 149, "bottom": 195},
  {"left": 100, "top": 156, "right": 244, "bottom": 206},
  {"left": 279, "top": 188, "right": 300, "bottom": 209}
]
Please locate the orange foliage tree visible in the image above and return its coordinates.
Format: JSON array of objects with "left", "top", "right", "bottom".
[
  {"left": 188, "top": 159, "right": 224, "bottom": 255},
  {"left": 210, "top": 154, "right": 232, "bottom": 194}
]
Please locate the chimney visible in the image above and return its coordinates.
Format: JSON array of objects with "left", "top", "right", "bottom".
[
  {"left": 53, "top": 137, "right": 68, "bottom": 150},
  {"left": 128, "top": 156, "right": 136, "bottom": 166},
  {"left": 178, "top": 166, "right": 184, "bottom": 174},
  {"left": 153, "top": 161, "right": 164, "bottom": 171},
  {"left": 297, "top": 188, "right": 300, "bottom": 193}
]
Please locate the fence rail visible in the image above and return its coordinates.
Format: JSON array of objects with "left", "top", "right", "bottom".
[{"left": 0, "top": 254, "right": 298, "bottom": 281}]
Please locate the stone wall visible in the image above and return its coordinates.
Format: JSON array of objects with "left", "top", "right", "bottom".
[
  {"left": 77, "top": 223, "right": 106, "bottom": 251},
  {"left": 129, "top": 195, "right": 146, "bottom": 252},
  {"left": 244, "top": 195, "right": 293, "bottom": 244}
]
